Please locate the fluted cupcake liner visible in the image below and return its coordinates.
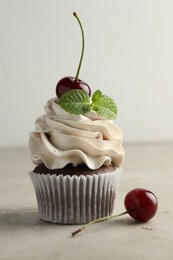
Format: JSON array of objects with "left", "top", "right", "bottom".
[{"left": 29, "top": 168, "right": 122, "bottom": 224}]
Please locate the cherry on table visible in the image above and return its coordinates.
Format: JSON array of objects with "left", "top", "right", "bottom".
[
  {"left": 71, "top": 188, "right": 158, "bottom": 237},
  {"left": 124, "top": 188, "right": 158, "bottom": 222}
]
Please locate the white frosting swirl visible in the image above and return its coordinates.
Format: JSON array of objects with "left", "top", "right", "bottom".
[{"left": 29, "top": 98, "right": 125, "bottom": 170}]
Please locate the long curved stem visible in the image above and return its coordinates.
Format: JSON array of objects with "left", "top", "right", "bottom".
[
  {"left": 73, "top": 12, "right": 85, "bottom": 81},
  {"left": 71, "top": 210, "right": 132, "bottom": 237}
]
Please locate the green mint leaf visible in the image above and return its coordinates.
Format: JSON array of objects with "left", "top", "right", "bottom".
[
  {"left": 56, "top": 88, "right": 118, "bottom": 120},
  {"left": 57, "top": 89, "right": 91, "bottom": 115},
  {"left": 92, "top": 90, "right": 103, "bottom": 102},
  {"left": 92, "top": 93, "right": 118, "bottom": 120}
]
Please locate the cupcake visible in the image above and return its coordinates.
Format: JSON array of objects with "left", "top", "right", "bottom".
[{"left": 28, "top": 12, "right": 125, "bottom": 224}]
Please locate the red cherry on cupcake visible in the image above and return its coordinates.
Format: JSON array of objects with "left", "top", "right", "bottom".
[
  {"left": 72, "top": 188, "right": 158, "bottom": 237},
  {"left": 56, "top": 77, "right": 91, "bottom": 97},
  {"left": 56, "top": 12, "right": 91, "bottom": 98}
]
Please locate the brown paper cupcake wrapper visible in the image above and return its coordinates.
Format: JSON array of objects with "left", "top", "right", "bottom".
[{"left": 29, "top": 168, "right": 122, "bottom": 224}]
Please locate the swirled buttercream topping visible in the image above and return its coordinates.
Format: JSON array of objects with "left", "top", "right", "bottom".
[{"left": 29, "top": 98, "right": 125, "bottom": 170}]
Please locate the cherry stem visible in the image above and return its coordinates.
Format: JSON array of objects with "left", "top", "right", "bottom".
[
  {"left": 73, "top": 12, "right": 85, "bottom": 81},
  {"left": 71, "top": 208, "right": 134, "bottom": 237}
]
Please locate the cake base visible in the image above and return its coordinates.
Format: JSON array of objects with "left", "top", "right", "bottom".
[
  {"left": 29, "top": 165, "right": 122, "bottom": 224},
  {"left": 33, "top": 163, "right": 116, "bottom": 176}
]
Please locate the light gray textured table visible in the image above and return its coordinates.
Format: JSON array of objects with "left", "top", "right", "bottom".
[{"left": 0, "top": 143, "right": 172, "bottom": 260}]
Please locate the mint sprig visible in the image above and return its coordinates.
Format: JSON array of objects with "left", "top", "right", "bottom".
[
  {"left": 57, "top": 89, "right": 118, "bottom": 120},
  {"left": 57, "top": 90, "right": 90, "bottom": 115},
  {"left": 91, "top": 90, "right": 118, "bottom": 120}
]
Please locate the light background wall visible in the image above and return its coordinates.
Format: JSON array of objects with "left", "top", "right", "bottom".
[{"left": 0, "top": 0, "right": 173, "bottom": 148}]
